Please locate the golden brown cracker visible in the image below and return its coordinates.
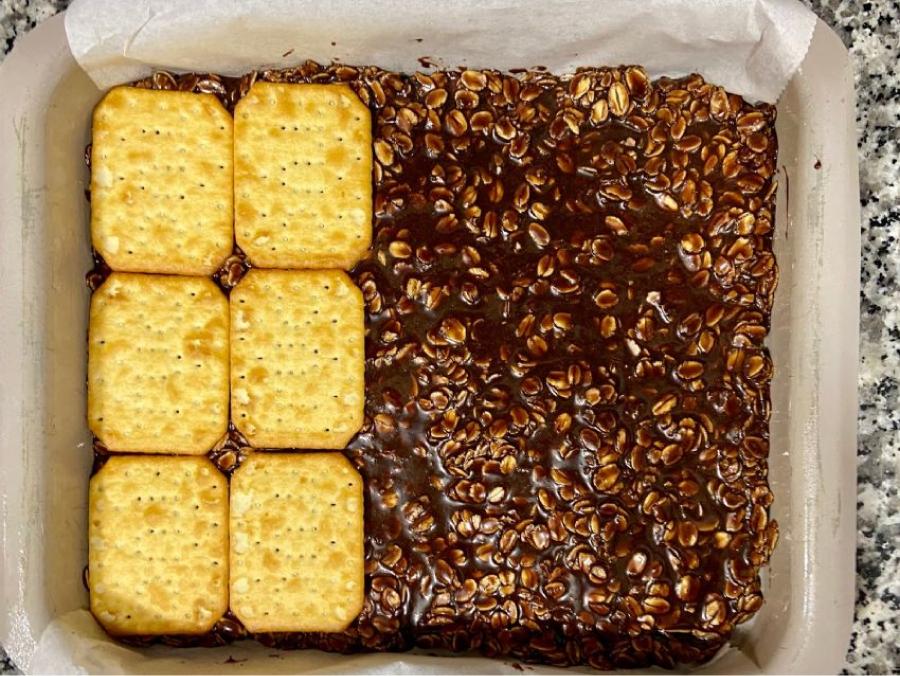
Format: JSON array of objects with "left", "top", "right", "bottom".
[
  {"left": 230, "top": 269, "right": 364, "bottom": 449},
  {"left": 234, "top": 83, "right": 372, "bottom": 269},
  {"left": 91, "top": 86, "right": 233, "bottom": 275},
  {"left": 88, "top": 273, "right": 229, "bottom": 454},
  {"left": 229, "top": 452, "right": 364, "bottom": 632},
  {"left": 88, "top": 455, "right": 228, "bottom": 636}
]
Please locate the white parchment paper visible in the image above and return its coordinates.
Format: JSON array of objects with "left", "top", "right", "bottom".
[{"left": 64, "top": 0, "right": 816, "bottom": 102}]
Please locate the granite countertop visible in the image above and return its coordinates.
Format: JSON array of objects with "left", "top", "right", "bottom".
[{"left": 1, "top": 0, "right": 897, "bottom": 673}]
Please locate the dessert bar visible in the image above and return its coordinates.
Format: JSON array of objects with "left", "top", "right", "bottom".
[{"left": 86, "top": 61, "right": 779, "bottom": 670}]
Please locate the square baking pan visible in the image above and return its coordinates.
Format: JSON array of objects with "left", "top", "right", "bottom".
[{"left": 0, "top": 12, "right": 859, "bottom": 675}]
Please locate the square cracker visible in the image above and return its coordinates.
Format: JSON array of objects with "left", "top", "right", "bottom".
[
  {"left": 89, "top": 455, "right": 228, "bottom": 636},
  {"left": 230, "top": 452, "right": 364, "bottom": 632},
  {"left": 88, "top": 273, "right": 229, "bottom": 454},
  {"left": 91, "top": 86, "right": 233, "bottom": 275},
  {"left": 234, "top": 82, "right": 372, "bottom": 269},
  {"left": 230, "top": 269, "right": 364, "bottom": 449}
]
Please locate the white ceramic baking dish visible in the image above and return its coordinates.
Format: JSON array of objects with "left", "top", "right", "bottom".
[{"left": 0, "top": 12, "right": 859, "bottom": 675}]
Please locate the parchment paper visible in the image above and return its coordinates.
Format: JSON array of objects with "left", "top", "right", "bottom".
[{"left": 64, "top": 0, "right": 817, "bottom": 102}]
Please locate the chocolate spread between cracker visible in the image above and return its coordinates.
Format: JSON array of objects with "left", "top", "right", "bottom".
[{"left": 87, "top": 62, "right": 779, "bottom": 670}]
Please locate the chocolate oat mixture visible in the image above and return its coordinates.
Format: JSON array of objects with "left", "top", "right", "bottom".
[{"left": 88, "top": 61, "right": 779, "bottom": 669}]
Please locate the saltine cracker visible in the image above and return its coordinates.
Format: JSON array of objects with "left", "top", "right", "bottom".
[
  {"left": 230, "top": 269, "right": 364, "bottom": 449},
  {"left": 88, "top": 273, "right": 229, "bottom": 454},
  {"left": 91, "top": 87, "right": 233, "bottom": 275},
  {"left": 234, "top": 83, "right": 372, "bottom": 269},
  {"left": 229, "top": 452, "right": 364, "bottom": 632},
  {"left": 88, "top": 456, "right": 228, "bottom": 635}
]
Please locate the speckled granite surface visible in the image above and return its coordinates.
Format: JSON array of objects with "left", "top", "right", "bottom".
[{"left": 1, "top": 0, "right": 897, "bottom": 673}]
